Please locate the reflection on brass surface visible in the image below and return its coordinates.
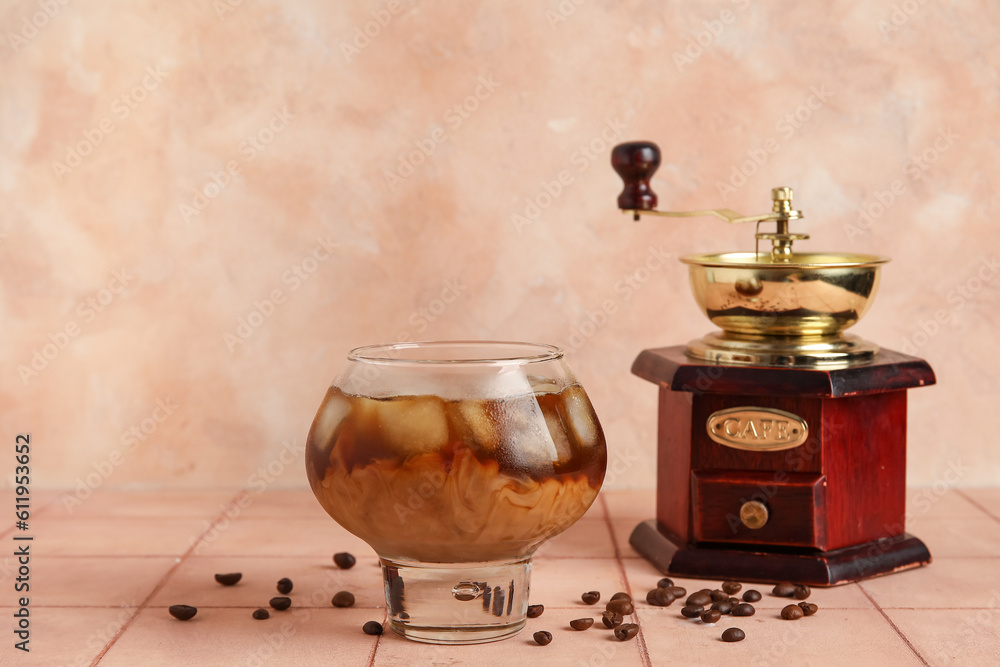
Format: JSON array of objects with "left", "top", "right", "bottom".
[
  {"left": 681, "top": 252, "right": 888, "bottom": 337},
  {"left": 706, "top": 407, "right": 808, "bottom": 451},
  {"left": 686, "top": 332, "right": 880, "bottom": 368},
  {"left": 739, "top": 501, "right": 769, "bottom": 530}
]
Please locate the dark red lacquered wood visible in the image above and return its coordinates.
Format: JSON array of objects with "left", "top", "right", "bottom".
[{"left": 611, "top": 141, "right": 660, "bottom": 211}]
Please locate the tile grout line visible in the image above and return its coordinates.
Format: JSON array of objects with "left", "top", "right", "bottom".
[
  {"left": 87, "top": 490, "right": 248, "bottom": 667},
  {"left": 954, "top": 489, "right": 1000, "bottom": 524},
  {"left": 365, "top": 608, "right": 387, "bottom": 666},
  {"left": 856, "top": 582, "right": 930, "bottom": 667},
  {"left": 599, "top": 493, "right": 653, "bottom": 667}
]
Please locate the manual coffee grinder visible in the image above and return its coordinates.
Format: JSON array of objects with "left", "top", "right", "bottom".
[{"left": 612, "top": 141, "right": 935, "bottom": 585}]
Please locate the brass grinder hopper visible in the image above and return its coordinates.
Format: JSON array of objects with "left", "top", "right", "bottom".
[{"left": 612, "top": 141, "right": 887, "bottom": 367}]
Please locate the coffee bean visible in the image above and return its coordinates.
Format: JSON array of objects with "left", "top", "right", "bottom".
[
  {"left": 799, "top": 602, "right": 819, "bottom": 616},
  {"left": 710, "top": 589, "right": 729, "bottom": 603},
  {"left": 276, "top": 578, "right": 293, "bottom": 594},
  {"left": 711, "top": 601, "right": 733, "bottom": 615},
  {"left": 732, "top": 603, "right": 755, "bottom": 617},
  {"left": 667, "top": 586, "right": 687, "bottom": 598},
  {"left": 570, "top": 618, "right": 594, "bottom": 630},
  {"left": 681, "top": 605, "right": 703, "bottom": 619},
  {"left": 686, "top": 592, "right": 712, "bottom": 607},
  {"left": 772, "top": 582, "right": 796, "bottom": 598},
  {"left": 614, "top": 623, "right": 639, "bottom": 641},
  {"left": 331, "top": 591, "right": 355, "bottom": 608},
  {"left": 606, "top": 599, "right": 634, "bottom": 615},
  {"left": 602, "top": 610, "right": 624, "bottom": 628},
  {"left": 722, "top": 627, "right": 746, "bottom": 642},
  {"left": 333, "top": 552, "right": 356, "bottom": 569},
  {"left": 269, "top": 597, "right": 291, "bottom": 611},
  {"left": 214, "top": 573, "right": 242, "bottom": 586},
  {"left": 722, "top": 581, "right": 742, "bottom": 595},
  {"left": 729, "top": 597, "right": 741, "bottom": 606},
  {"left": 168, "top": 605, "right": 197, "bottom": 621},
  {"left": 582, "top": 591, "right": 601, "bottom": 605},
  {"left": 781, "top": 604, "right": 804, "bottom": 620},
  {"left": 657, "top": 577, "right": 674, "bottom": 588},
  {"left": 701, "top": 609, "right": 722, "bottom": 624},
  {"left": 793, "top": 585, "right": 811, "bottom": 600},
  {"left": 742, "top": 590, "right": 762, "bottom": 602},
  {"left": 646, "top": 588, "right": 675, "bottom": 607},
  {"left": 362, "top": 621, "right": 383, "bottom": 636},
  {"left": 252, "top": 608, "right": 269, "bottom": 620},
  {"left": 533, "top": 630, "right": 552, "bottom": 646},
  {"left": 527, "top": 604, "right": 544, "bottom": 618},
  {"left": 609, "top": 592, "right": 632, "bottom": 603}
]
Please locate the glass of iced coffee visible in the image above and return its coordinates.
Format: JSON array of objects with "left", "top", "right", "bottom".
[{"left": 306, "top": 341, "right": 607, "bottom": 644}]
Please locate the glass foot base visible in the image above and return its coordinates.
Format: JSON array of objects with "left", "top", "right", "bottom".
[{"left": 381, "top": 558, "right": 531, "bottom": 644}]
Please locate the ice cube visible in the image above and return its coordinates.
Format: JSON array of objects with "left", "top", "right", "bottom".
[
  {"left": 559, "top": 386, "right": 601, "bottom": 449},
  {"left": 310, "top": 388, "right": 351, "bottom": 451},
  {"left": 456, "top": 400, "right": 501, "bottom": 453},
  {"left": 542, "top": 404, "right": 574, "bottom": 465},
  {"left": 492, "top": 395, "right": 558, "bottom": 473},
  {"left": 375, "top": 395, "right": 450, "bottom": 455}
]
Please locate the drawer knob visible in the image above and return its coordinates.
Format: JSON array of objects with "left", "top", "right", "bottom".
[{"left": 739, "top": 500, "right": 769, "bottom": 529}]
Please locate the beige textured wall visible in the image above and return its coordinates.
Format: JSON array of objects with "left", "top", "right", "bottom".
[{"left": 2, "top": 0, "right": 998, "bottom": 494}]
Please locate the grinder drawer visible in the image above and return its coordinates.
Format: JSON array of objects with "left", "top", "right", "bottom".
[{"left": 692, "top": 471, "right": 827, "bottom": 549}]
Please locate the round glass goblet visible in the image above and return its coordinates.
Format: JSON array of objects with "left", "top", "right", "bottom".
[{"left": 305, "top": 341, "right": 607, "bottom": 644}]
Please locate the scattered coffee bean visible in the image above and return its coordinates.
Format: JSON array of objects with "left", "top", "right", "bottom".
[
  {"left": 701, "top": 609, "right": 722, "bottom": 624},
  {"left": 269, "top": 597, "right": 291, "bottom": 611},
  {"left": 793, "top": 585, "right": 811, "bottom": 600},
  {"left": 732, "top": 603, "right": 756, "bottom": 617},
  {"left": 331, "top": 591, "right": 355, "bottom": 608},
  {"left": 781, "top": 604, "right": 804, "bottom": 620},
  {"left": 570, "top": 618, "right": 594, "bottom": 630},
  {"left": 276, "top": 578, "right": 293, "bottom": 595},
  {"left": 742, "top": 590, "right": 762, "bottom": 602},
  {"left": 710, "top": 589, "right": 729, "bottom": 603},
  {"left": 602, "top": 610, "right": 624, "bottom": 628},
  {"left": 646, "top": 588, "right": 675, "bottom": 607},
  {"left": 609, "top": 592, "right": 632, "bottom": 603},
  {"left": 582, "top": 591, "right": 601, "bottom": 605},
  {"left": 527, "top": 604, "right": 544, "bottom": 618},
  {"left": 657, "top": 577, "right": 674, "bottom": 588},
  {"left": 687, "top": 592, "right": 712, "bottom": 607},
  {"left": 333, "top": 552, "right": 356, "bottom": 569},
  {"left": 214, "top": 573, "right": 242, "bottom": 586},
  {"left": 722, "top": 581, "right": 742, "bottom": 595},
  {"left": 533, "top": 630, "right": 552, "bottom": 646},
  {"left": 681, "top": 605, "right": 704, "bottom": 619},
  {"left": 614, "top": 623, "right": 639, "bottom": 641},
  {"left": 799, "top": 602, "right": 819, "bottom": 616},
  {"left": 362, "top": 621, "right": 384, "bottom": 636},
  {"left": 722, "top": 627, "right": 746, "bottom": 642},
  {"left": 667, "top": 586, "right": 687, "bottom": 598},
  {"left": 606, "top": 599, "right": 634, "bottom": 615},
  {"left": 168, "top": 605, "right": 197, "bottom": 621},
  {"left": 772, "top": 582, "right": 796, "bottom": 598},
  {"left": 711, "top": 601, "right": 733, "bottom": 615},
  {"left": 252, "top": 608, "right": 269, "bottom": 620},
  {"left": 728, "top": 597, "right": 740, "bottom": 606}
]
